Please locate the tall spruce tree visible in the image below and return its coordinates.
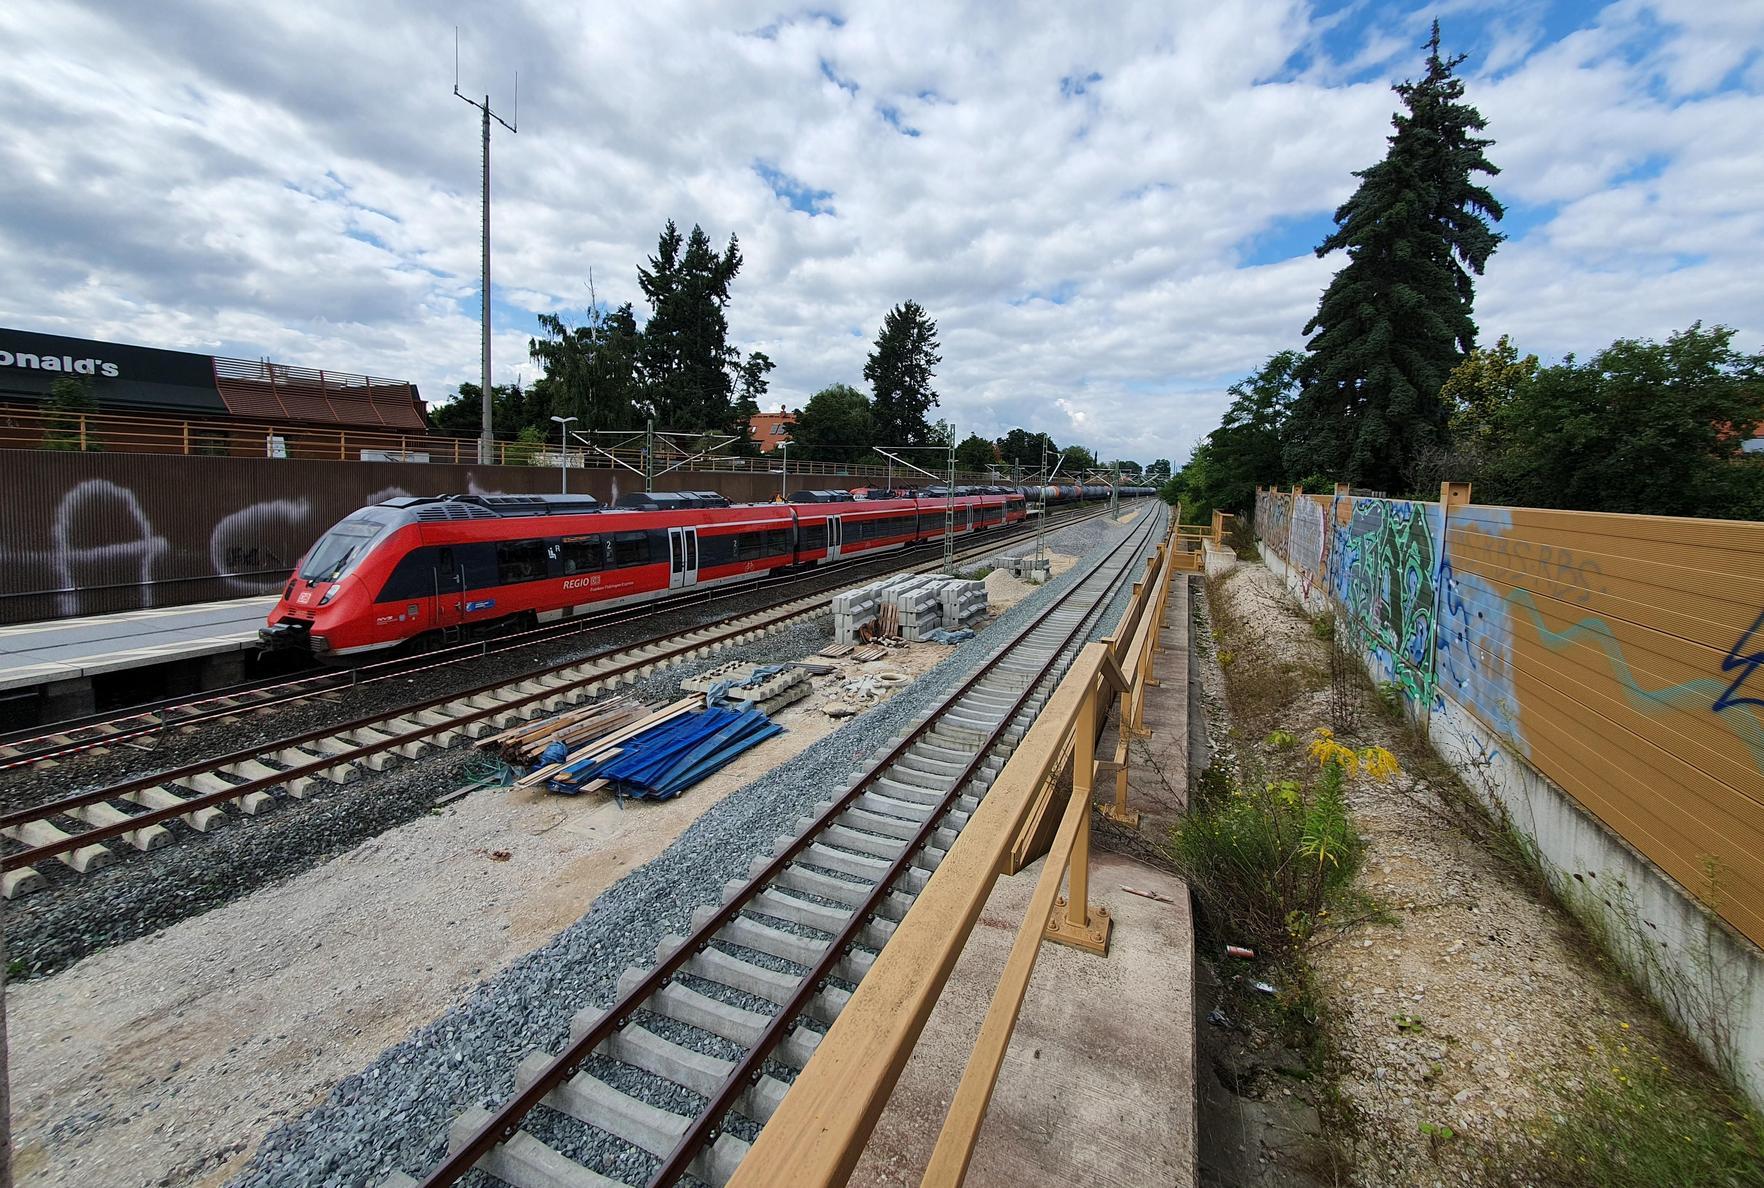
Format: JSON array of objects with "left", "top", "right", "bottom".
[
  {"left": 1286, "top": 22, "right": 1503, "bottom": 492},
  {"left": 637, "top": 220, "right": 743, "bottom": 432},
  {"left": 864, "top": 300, "right": 942, "bottom": 446}
]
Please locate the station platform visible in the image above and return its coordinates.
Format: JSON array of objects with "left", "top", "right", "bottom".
[{"left": 0, "top": 595, "right": 279, "bottom": 719}]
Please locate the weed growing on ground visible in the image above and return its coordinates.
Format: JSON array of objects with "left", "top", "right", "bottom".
[
  {"left": 1168, "top": 732, "right": 1394, "bottom": 958},
  {"left": 1228, "top": 516, "right": 1259, "bottom": 560},
  {"left": 1510, "top": 1031, "right": 1764, "bottom": 1187}
]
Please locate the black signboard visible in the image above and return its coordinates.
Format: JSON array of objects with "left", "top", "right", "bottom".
[{"left": 0, "top": 327, "right": 227, "bottom": 413}]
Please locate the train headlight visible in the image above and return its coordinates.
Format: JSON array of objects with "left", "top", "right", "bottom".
[{"left": 318, "top": 584, "right": 341, "bottom": 606}]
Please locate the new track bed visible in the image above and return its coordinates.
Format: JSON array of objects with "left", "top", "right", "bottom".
[{"left": 382, "top": 505, "right": 1166, "bottom": 1188}]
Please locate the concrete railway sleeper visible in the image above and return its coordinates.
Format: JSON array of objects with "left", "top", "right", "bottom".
[
  {"left": 0, "top": 504, "right": 1118, "bottom": 771},
  {"left": 0, "top": 505, "right": 1132, "bottom": 896},
  {"left": 382, "top": 506, "right": 1166, "bottom": 1188},
  {"left": 0, "top": 593, "right": 831, "bottom": 896}
]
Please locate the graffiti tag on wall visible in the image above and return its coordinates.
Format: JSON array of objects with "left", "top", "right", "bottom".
[{"left": 1329, "top": 497, "right": 1442, "bottom": 708}]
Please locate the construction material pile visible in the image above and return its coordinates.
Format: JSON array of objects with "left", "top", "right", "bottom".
[
  {"left": 548, "top": 703, "right": 781, "bottom": 799},
  {"left": 483, "top": 695, "right": 783, "bottom": 800},
  {"left": 680, "top": 661, "right": 813, "bottom": 714},
  {"left": 830, "top": 574, "right": 988, "bottom": 645},
  {"left": 996, "top": 554, "right": 1052, "bottom": 582},
  {"left": 477, "top": 696, "right": 650, "bottom": 767}
]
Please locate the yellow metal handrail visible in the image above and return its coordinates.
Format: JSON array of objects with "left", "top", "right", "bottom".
[{"left": 731, "top": 522, "right": 1185, "bottom": 1186}]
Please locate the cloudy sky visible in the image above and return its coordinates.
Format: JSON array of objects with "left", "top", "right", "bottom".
[{"left": 3, "top": 0, "right": 1760, "bottom": 465}]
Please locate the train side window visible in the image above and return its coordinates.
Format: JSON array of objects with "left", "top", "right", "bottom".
[
  {"left": 697, "top": 532, "right": 735, "bottom": 567},
  {"left": 611, "top": 531, "right": 651, "bottom": 568},
  {"left": 561, "top": 536, "right": 603, "bottom": 575},
  {"left": 496, "top": 539, "right": 548, "bottom": 584},
  {"left": 377, "top": 547, "right": 439, "bottom": 602},
  {"left": 764, "top": 528, "right": 791, "bottom": 555},
  {"left": 434, "top": 547, "right": 464, "bottom": 593},
  {"left": 799, "top": 522, "right": 826, "bottom": 551}
]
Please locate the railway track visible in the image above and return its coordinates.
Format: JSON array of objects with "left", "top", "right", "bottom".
[
  {"left": 0, "top": 504, "right": 1114, "bottom": 772},
  {"left": 382, "top": 505, "right": 1166, "bottom": 1188},
  {"left": 0, "top": 505, "right": 1136, "bottom": 897}
]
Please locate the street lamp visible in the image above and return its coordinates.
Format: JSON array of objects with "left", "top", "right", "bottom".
[{"left": 550, "top": 415, "right": 577, "bottom": 493}]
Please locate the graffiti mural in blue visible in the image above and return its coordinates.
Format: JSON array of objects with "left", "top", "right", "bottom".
[{"left": 1329, "top": 497, "right": 1444, "bottom": 708}]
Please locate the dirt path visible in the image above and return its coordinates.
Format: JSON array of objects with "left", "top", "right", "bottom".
[
  {"left": 1205, "top": 561, "right": 1737, "bottom": 1184},
  {"left": 5, "top": 655, "right": 947, "bottom": 1188}
]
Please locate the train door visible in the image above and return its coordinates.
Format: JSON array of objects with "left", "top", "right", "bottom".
[
  {"left": 668, "top": 526, "right": 699, "bottom": 588},
  {"left": 826, "top": 515, "right": 843, "bottom": 560},
  {"left": 433, "top": 547, "right": 465, "bottom": 641}
]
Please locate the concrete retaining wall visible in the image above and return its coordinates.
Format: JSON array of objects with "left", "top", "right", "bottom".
[{"left": 1259, "top": 540, "right": 1764, "bottom": 1107}]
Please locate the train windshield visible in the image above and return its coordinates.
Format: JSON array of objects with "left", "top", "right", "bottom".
[{"left": 298, "top": 520, "right": 387, "bottom": 583}]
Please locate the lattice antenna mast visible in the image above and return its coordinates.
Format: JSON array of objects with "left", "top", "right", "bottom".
[{"left": 454, "top": 28, "right": 518, "bottom": 465}]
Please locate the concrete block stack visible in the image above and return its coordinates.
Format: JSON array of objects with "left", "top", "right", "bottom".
[
  {"left": 939, "top": 579, "right": 988, "bottom": 629},
  {"left": 830, "top": 586, "right": 880, "bottom": 644},
  {"left": 1000, "top": 555, "right": 1052, "bottom": 581},
  {"left": 889, "top": 581, "right": 947, "bottom": 642},
  {"left": 830, "top": 575, "right": 990, "bottom": 644}
]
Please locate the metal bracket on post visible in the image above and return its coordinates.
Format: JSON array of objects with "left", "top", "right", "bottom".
[{"left": 1044, "top": 680, "right": 1113, "bottom": 955}]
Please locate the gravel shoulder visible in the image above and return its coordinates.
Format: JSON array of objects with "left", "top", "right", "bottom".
[
  {"left": 1205, "top": 560, "right": 1738, "bottom": 1185},
  {"left": 7, "top": 510, "right": 1146, "bottom": 1188}
]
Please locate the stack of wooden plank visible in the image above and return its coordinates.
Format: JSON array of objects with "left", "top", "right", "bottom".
[
  {"left": 478, "top": 695, "right": 649, "bottom": 766},
  {"left": 547, "top": 702, "right": 782, "bottom": 799},
  {"left": 509, "top": 697, "right": 701, "bottom": 791}
]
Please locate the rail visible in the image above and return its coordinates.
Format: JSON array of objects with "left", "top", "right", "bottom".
[
  {"left": 729, "top": 523, "right": 1184, "bottom": 1186},
  {"left": 397, "top": 509, "right": 1165, "bottom": 1188}
]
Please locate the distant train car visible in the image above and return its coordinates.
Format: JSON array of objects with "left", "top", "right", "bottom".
[{"left": 261, "top": 488, "right": 1024, "bottom": 659}]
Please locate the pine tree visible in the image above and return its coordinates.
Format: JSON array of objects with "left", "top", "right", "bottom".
[
  {"left": 730, "top": 349, "right": 775, "bottom": 454},
  {"left": 638, "top": 220, "right": 743, "bottom": 432},
  {"left": 1286, "top": 22, "right": 1503, "bottom": 492},
  {"left": 864, "top": 300, "right": 942, "bottom": 446}
]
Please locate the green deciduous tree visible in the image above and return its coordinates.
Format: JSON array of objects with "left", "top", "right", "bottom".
[
  {"left": 865, "top": 300, "right": 941, "bottom": 446},
  {"left": 1480, "top": 324, "right": 1764, "bottom": 520},
  {"left": 527, "top": 299, "right": 643, "bottom": 435},
  {"left": 954, "top": 432, "right": 997, "bottom": 474},
  {"left": 995, "top": 427, "right": 1060, "bottom": 473},
  {"left": 639, "top": 220, "right": 743, "bottom": 432},
  {"left": 1145, "top": 457, "right": 1173, "bottom": 483},
  {"left": 432, "top": 381, "right": 534, "bottom": 441},
  {"left": 1185, "top": 351, "right": 1302, "bottom": 513},
  {"left": 791, "top": 384, "right": 875, "bottom": 463},
  {"left": 729, "top": 349, "right": 776, "bottom": 455},
  {"left": 1286, "top": 22, "right": 1503, "bottom": 492},
  {"left": 42, "top": 376, "right": 98, "bottom": 451}
]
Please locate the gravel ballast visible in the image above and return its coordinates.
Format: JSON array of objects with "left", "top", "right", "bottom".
[
  {"left": 228, "top": 507, "right": 1158, "bottom": 1188},
  {"left": 4, "top": 620, "right": 834, "bottom": 980}
]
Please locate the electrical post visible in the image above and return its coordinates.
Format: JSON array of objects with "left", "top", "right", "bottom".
[
  {"left": 453, "top": 31, "right": 516, "bottom": 466},
  {"left": 551, "top": 415, "right": 576, "bottom": 493},
  {"left": 1036, "top": 439, "right": 1047, "bottom": 572},
  {"left": 1109, "top": 459, "right": 1119, "bottom": 518},
  {"left": 644, "top": 417, "right": 655, "bottom": 492},
  {"left": 944, "top": 435, "right": 956, "bottom": 575}
]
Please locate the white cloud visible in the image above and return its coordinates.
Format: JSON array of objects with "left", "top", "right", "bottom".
[{"left": 0, "top": 0, "right": 1759, "bottom": 467}]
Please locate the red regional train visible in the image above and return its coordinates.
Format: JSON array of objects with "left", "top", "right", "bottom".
[{"left": 260, "top": 488, "right": 1024, "bottom": 659}]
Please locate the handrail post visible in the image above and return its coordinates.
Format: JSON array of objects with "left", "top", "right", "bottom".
[{"left": 1045, "top": 678, "right": 1111, "bottom": 955}]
